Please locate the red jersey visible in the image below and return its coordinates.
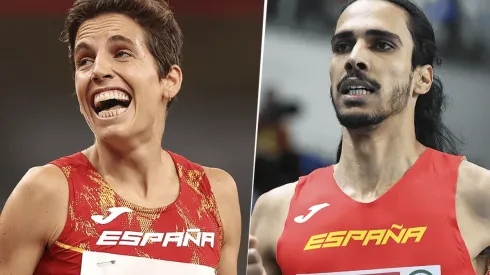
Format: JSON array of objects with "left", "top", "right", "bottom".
[
  {"left": 277, "top": 148, "right": 475, "bottom": 275},
  {"left": 34, "top": 151, "right": 223, "bottom": 275}
]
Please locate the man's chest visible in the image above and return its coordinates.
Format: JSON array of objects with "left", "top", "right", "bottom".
[{"left": 276, "top": 199, "right": 476, "bottom": 275}]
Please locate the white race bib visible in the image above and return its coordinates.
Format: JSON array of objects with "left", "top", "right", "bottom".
[
  {"left": 298, "top": 265, "right": 441, "bottom": 275},
  {"left": 80, "top": 251, "right": 216, "bottom": 275}
]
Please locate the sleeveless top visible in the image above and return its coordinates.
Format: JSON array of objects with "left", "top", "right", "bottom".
[
  {"left": 277, "top": 148, "right": 475, "bottom": 275},
  {"left": 34, "top": 151, "right": 223, "bottom": 275}
]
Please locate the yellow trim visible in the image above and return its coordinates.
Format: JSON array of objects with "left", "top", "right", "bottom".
[{"left": 54, "top": 241, "right": 84, "bottom": 253}]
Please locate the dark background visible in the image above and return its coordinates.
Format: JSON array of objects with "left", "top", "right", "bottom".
[{"left": 0, "top": 1, "right": 264, "bottom": 274}]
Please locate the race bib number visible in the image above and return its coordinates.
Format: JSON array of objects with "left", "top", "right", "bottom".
[
  {"left": 80, "top": 251, "right": 216, "bottom": 275},
  {"left": 298, "top": 265, "right": 441, "bottom": 275}
]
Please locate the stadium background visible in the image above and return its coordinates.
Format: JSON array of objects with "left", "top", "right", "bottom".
[
  {"left": 255, "top": 0, "right": 490, "bottom": 205},
  {"left": 0, "top": 1, "right": 264, "bottom": 274}
]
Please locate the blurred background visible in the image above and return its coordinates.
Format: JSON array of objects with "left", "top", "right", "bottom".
[
  {"left": 254, "top": 0, "right": 490, "bottom": 205},
  {"left": 0, "top": 1, "right": 263, "bottom": 274}
]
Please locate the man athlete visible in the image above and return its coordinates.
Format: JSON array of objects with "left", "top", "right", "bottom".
[
  {"left": 248, "top": 0, "right": 490, "bottom": 274},
  {"left": 0, "top": 0, "right": 241, "bottom": 274}
]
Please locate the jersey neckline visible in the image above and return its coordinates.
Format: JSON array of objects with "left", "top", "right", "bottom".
[
  {"left": 76, "top": 150, "right": 184, "bottom": 214},
  {"left": 328, "top": 147, "right": 433, "bottom": 206}
]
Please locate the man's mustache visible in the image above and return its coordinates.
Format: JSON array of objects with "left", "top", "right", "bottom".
[{"left": 336, "top": 69, "right": 382, "bottom": 92}]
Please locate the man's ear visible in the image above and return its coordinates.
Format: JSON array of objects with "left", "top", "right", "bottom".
[{"left": 413, "top": 64, "right": 433, "bottom": 95}]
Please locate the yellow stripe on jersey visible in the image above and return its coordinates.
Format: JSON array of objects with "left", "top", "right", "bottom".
[{"left": 54, "top": 241, "right": 84, "bottom": 253}]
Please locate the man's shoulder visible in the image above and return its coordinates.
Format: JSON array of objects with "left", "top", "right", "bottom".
[
  {"left": 261, "top": 182, "right": 297, "bottom": 202},
  {"left": 456, "top": 160, "right": 490, "bottom": 252},
  {"left": 457, "top": 160, "right": 490, "bottom": 220},
  {"left": 254, "top": 182, "right": 297, "bottom": 217},
  {"left": 457, "top": 160, "right": 490, "bottom": 193},
  {"left": 250, "top": 182, "right": 297, "bottom": 251}
]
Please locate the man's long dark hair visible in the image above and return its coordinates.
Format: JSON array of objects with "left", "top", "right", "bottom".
[{"left": 335, "top": 0, "right": 463, "bottom": 162}]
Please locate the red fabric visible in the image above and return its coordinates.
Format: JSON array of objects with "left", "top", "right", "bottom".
[
  {"left": 0, "top": 0, "right": 263, "bottom": 16},
  {"left": 277, "top": 148, "right": 474, "bottom": 275},
  {"left": 34, "top": 151, "right": 223, "bottom": 274}
]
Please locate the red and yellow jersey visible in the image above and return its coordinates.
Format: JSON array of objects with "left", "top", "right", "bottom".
[
  {"left": 277, "top": 148, "right": 475, "bottom": 275},
  {"left": 34, "top": 151, "right": 223, "bottom": 275}
]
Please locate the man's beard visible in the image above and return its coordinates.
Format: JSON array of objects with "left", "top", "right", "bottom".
[{"left": 330, "top": 75, "right": 412, "bottom": 129}]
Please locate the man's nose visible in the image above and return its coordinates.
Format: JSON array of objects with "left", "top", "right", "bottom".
[{"left": 344, "top": 42, "right": 370, "bottom": 73}]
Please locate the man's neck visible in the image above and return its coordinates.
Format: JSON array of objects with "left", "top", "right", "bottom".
[{"left": 335, "top": 119, "right": 426, "bottom": 202}]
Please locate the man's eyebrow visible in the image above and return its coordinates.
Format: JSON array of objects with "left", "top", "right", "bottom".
[
  {"left": 365, "top": 29, "right": 403, "bottom": 45},
  {"left": 331, "top": 29, "right": 403, "bottom": 45},
  {"left": 331, "top": 30, "right": 355, "bottom": 45}
]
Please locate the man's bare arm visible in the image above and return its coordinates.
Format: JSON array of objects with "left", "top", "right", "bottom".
[
  {"left": 249, "top": 182, "right": 296, "bottom": 275},
  {"left": 0, "top": 165, "right": 68, "bottom": 275},
  {"left": 206, "top": 168, "right": 241, "bottom": 275},
  {"left": 457, "top": 161, "right": 490, "bottom": 244},
  {"left": 456, "top": 160, "right": 490, "bottom": 274}
]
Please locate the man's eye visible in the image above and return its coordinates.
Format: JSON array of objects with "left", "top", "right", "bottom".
[
  {"left": 333, "top": 42, "right": 353, "bottom": 53},
  {"left": 373, "top": 41, "right": 394, "bottom": 51}
]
